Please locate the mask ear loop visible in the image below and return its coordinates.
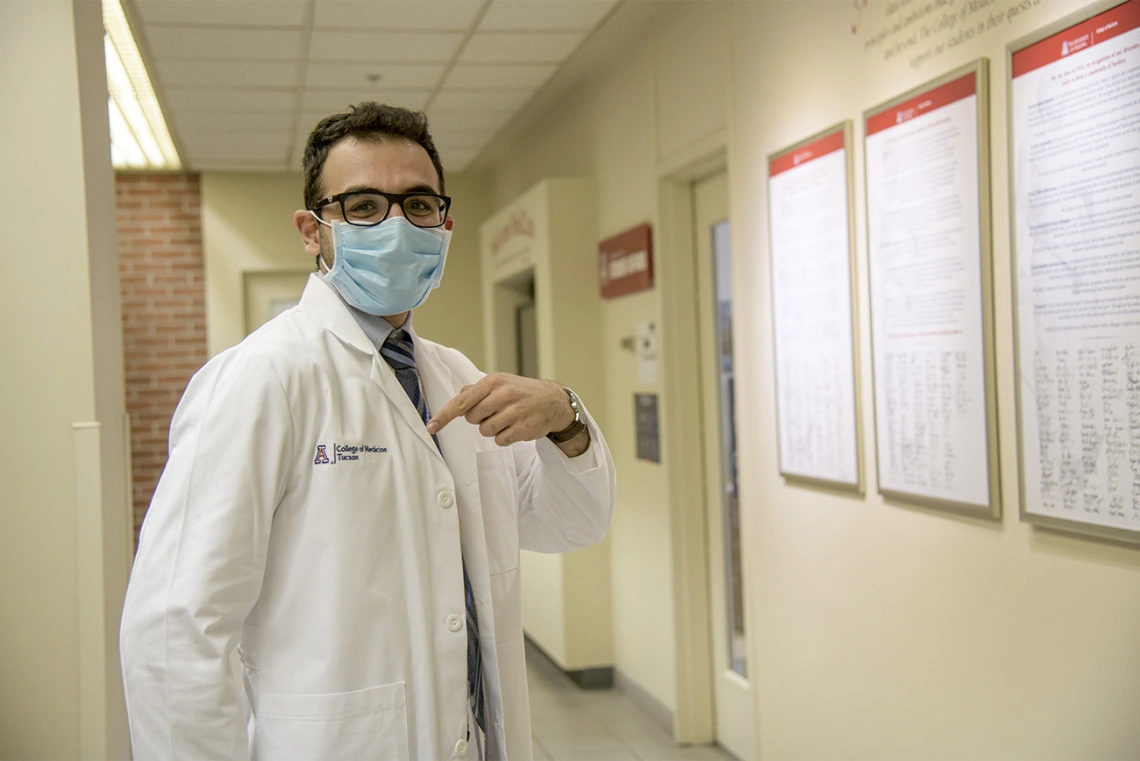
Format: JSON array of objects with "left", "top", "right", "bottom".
[{"left": 310, "top": 210, "right": 333, "bottom": 274}]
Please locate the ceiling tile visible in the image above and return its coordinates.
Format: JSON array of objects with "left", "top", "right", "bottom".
[
  {"left": 300, "top": 89, "right": 432, "bottom": 113},
  {"left": 308, "top": 30, "right": 463, "bottom": 63},
  {"left": 426, "top": 109, "right": 514, "bottom": 132},
  {"left": 458, "top": 31, "right": 584, "bottom": 63},
  {"left": 428, "top": 127, "right": 498, "bottom": 147},
  {"left": 430, "top": 133, "right": 494, "bottom": 151},
  {"left": 444, "top": 63, "right": 556, "bottom": 89},
  {"left": 191, "top": 159, "right": 294, "bottom": 172},
  {"left": 479, "top": 1, "right": 616, "bottom": 31},
  {"left": 134, "top": 0, "right": 308, "bottom": 27},
  {"left": 182, "top": 132, "right": 293, "bottom": 162},
  {"left": 306, "top": 62, "right": 446, "bottom": 89},
  {"left": 314, "top": 1, "right": 483, "bottom": 31},
  {"left": 144, "top": 27, "right": 303, "bottom": 60},
  {"left": 176, "top": 111, "right": 298, "bottom": 132},
  {"left": 431, "top": 90, "right": 530, "bottom": 112},
  {"left": 440, "top": 148, "right": 479, "bottom": 171},
  {"left": 157, "top": 60, "right": 298, "bottom": 89},
  {"left": 166, "top": 87, "right": 297, "bottom": 112}
]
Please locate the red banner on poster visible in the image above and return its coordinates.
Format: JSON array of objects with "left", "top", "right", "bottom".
[
  {"left": 1012, "top": 0, "right": 1139, "bottom": 78},
  {"left": 866, "top": 72, "right": 976, "bottom": 136},
  {"left": 599, "top": 223, "right": 653, "bottom": 299},
  {"left": 769, "top": 129, "right": 845, "bottom": 177}
]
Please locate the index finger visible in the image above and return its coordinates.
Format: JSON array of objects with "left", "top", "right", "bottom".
[{"left": 426, "top": 380, "right": 492, "bottom": 434}]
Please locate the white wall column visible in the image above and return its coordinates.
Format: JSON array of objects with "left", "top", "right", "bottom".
[{"left": 0, "top": 1, "right": 131, "bottom": 757}]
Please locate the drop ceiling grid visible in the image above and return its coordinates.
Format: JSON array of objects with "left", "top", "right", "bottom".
[{"left": 131, "top": 0, "right": 620, "bottom": 172}]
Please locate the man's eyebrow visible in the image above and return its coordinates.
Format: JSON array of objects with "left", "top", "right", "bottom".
[
  {"left": 336, "top": 183, "right": 441, "bottom": 196},
  {"left": 401, "top": 183, "right": 441, "bottom": 195}
]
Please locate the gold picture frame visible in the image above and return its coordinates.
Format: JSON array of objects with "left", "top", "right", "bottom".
[
  {"left": 862, "top": 59, "right": 1001, "bottom": 519},
  {"left": 1007, "top": 0, "right": 1140, "bottom": 546},
  {"left": 767, "top": 121, "right": 865, "bottom": 495}
]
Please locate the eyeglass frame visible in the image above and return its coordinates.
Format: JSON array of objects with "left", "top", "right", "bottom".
[{"left": 308, "top": 188, "right": 453, "bottom": 228}]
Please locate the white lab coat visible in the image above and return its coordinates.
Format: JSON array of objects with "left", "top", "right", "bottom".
[{"left": 120, "top": 276, "right": 615, "bottom": 761}]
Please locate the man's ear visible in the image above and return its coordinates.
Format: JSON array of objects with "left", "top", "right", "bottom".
[
  {"left": 294, "top": 210, "right": 322, "bottom": 258},
  {"left": 444, "top": 215, "right": 455, "bottom": 232}
]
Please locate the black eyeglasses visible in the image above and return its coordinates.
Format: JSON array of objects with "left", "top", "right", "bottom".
[{"left": 310, "top": 189, "right": 452, "bottom": 228}]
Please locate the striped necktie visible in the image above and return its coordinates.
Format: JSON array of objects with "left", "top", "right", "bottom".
[{"left": 380, "top": 329, "right": 486, "bottom": 732}]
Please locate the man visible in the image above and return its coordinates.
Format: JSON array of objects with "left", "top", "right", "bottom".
[{"left": 120, "top": 102, "right": 615, "bottom": 761}]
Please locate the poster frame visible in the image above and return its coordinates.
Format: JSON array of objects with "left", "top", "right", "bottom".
[
  {"left": 1007, "top": 0, "right": 1140, "bottom": 545},
  {"left": 766, "top": 120, "right": 865, "bottom": 495},
  {"left": 862, "top": 58, "right": 1001, "bottom": 518}
]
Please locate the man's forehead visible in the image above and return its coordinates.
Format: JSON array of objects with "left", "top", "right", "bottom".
[{"left": 321, "top": 136, "right": 440, "bottom": 194}]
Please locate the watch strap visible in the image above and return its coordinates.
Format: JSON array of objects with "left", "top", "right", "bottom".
[{"left": 547, "top": 388, "right": 586, "bottom": 443}]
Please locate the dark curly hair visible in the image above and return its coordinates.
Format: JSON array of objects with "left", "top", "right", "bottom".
[{"left": 302, "top": 102, "right": 445, "bottom": 211}]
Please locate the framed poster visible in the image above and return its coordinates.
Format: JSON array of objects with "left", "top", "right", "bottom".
[
  {"left": 863, "top": 59, "right": 1000, "bottom": 517},
  {"left": 767, "top": 121, "right": 863, "bottom": 492},
  {"left": 1008, "top": 0, "right": 1140, "bottom": 544}
]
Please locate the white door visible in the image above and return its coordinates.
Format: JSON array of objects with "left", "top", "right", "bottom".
[{"left": 694, "top": 171, "right": 755, "bottom": 761}]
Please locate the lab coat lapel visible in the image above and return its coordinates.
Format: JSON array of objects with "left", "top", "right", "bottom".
[
  {"left": 414, "top": 336, "right": 477, "bottom": 488},
  {"left": 301, "top": 276, "right": 441, "bottom": 459},
  {"left": 368, "top": 359, "right": 443, "bottom": 460}
]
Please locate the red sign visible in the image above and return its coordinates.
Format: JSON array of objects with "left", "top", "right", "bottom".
[
  {"left": 770, "top": 129, "right": 845, "bottom": 177},
  {"left": 1012, "top": 0, "right": 1139, "bottom": 78},
  {"left": 866, "top": 72, "right": 976, "bottom": 136},
  {"left": 599, "top": 223, "right": 653, "bottom": 299}
]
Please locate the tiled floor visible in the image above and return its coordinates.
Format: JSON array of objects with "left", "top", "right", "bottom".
[{"left": 526, "top": 647, "right": 737, "bottom": 761}]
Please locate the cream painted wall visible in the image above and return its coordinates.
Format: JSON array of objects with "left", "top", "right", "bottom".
[
  {"left": 203, "top": 170, "right": 491, "bottom": 365},
  {"left": 0, "top": 1, "right": 130, "bottom": 758},
  {"left": 485, "top": 2, "right": 735, "bottom": 713},
  {"left": 482, "top": 0, "right": 1140, "bottom": 755},
  {"left": 729, "top": 1, "right": 1140, "bottom": 758}
]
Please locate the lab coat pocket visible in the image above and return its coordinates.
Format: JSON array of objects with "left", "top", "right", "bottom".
[
  {"left": 252, "top": 682, "right": 409, "bottom": 761},
  {"left": 476, "top": 448, "right": 520, "bottom": 574}
]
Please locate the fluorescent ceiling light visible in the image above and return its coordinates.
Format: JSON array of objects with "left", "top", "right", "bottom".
[{"left": 103, "top": 0, "right": 180, "bottom": 170}]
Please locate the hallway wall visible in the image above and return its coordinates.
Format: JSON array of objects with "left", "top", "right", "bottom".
[
  {"left": 0, "top": 1, "right": 131, "bottom": 757},
  {"left": 482, "top": 1, "right": 735, "bottom": 715},
  {"left": 732, "top": 1, "right": 1140, "bottom": 757},
  {"left": 116, "top": 173, "right": 207, "bottom": 540},
  {"left": 479, "top": 0, "right": 1140, "bottom": 756}
]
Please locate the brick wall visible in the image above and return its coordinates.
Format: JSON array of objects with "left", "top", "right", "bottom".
[{"left": 116, "top": 173, "right": 207, "bottom": 541}]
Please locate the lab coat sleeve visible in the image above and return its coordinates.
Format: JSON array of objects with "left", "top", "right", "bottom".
[
  {"left": 120, "top": 348, "right": 294, "bottom": 760},
  {"left": 513, "top": 401, "right": 616, "bottom": 554}
]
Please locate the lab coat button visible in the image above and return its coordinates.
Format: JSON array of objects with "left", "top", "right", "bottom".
[
  {"left": 455, "top": 738, "right": 468, "bottom": 756},
  {"left": 438, "top": 491, "right": 454, "bottom": 508},
  {"left": 446, "top": 614, "right": 463, "bottom": 632}
]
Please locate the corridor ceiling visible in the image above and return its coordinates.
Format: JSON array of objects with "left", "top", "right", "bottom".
[{"left": 126, "top": 0, "right": 622, "bottom": 173}]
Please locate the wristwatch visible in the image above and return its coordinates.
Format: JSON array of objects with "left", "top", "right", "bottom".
[{"left": 547, "top": 388, "right": 587, "bottom": 443}]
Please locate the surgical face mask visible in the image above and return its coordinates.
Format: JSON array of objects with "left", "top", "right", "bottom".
[{"left": 317, "top": 216, "right": 450, "bottom": 316}]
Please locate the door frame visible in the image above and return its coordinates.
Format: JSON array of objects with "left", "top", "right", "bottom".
[{"left": 655, "top": 131, "right": 730, "bottom": 745}]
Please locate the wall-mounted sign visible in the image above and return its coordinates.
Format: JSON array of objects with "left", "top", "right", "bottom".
[
  {"left": 489, "top": 209, "right": 537, "bottom": 281},
  {"left": 635, "top": 393, "right": 660, "bottom": 463},
  {"left": 599, "top": 223, "right": 653, "bottom": 299}
]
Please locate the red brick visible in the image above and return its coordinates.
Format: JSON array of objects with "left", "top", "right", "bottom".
[{"left": 117, "top": 172, "right": 207, "bottom": 538}]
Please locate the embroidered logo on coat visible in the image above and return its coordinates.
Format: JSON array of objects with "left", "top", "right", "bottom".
[{"left": 314, "top": 443, "right": 388, "bottom": 465}]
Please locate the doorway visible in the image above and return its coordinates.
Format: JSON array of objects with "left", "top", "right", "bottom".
[{"left": 693, "top": 171, "right": 754, "bottom": 761}]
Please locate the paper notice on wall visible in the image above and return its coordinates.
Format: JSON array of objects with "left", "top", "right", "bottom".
[
  {"left": 637, "top": 320, "right": 658, "bottom": 385},
  {"left": 1011, "top": 0, "right": 1140, "bottom": 536},
  {"left": 865, "top": 68, "right": 993, "bottom": 509},
  {"left": 768, "top": 127, "right": 861, "bottom": 488}
]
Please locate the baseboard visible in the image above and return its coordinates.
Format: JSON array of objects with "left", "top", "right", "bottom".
[
  {"left": 613, "top": 667, "right": 674, "bottom": 736},
  {"left": 523, "top": 635, "right": 614, "bottom": 689}
]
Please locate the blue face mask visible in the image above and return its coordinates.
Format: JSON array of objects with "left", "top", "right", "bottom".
[{"left": 318, "top": 217, "right": 450, "bottom": 316}]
